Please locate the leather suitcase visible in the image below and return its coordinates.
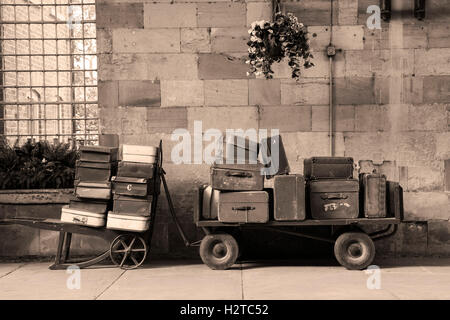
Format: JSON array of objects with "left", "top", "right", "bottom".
[
  {"left": 304, "top": 157, "right": 354, "bottom": 180},
  {"left": 113, "top": 194, "right": 152, "bottom": 217},
  {"left": 107, "top": 212, "right": 150, "bottom": 232},
  {"left": 79, "top": 146, "right": 118, "bottom": 163},
  {"left": 220, "top": 135, "right": 259, "bottom": 164},
  {"left": 260, "top": 135, "right": 290, "bottom": 177},
  {"left": 117, "top": 161, "right": 155, "bottom": 179},
  {"left": 61, "top": 206, "right": 106, "bottom": 227},
  {"left": 69, "top": 198, "right": 109, "bottom": 214},
  {"left": 218, "top": 191, "right": 269, "bottom": 223},
  {"left": 75, "top": 181, "right": 111, "bottom": 200},
  {"left": 274, "top": 174, "right": 306, "bottom": 221},
  {"left": 194, "top": 185, "right": 207, "bottom": 223},
  {"left": 122, "top": 145, "right": 158, "bottom": 164},
  {"left": 201, "top": 186, "right": 219, "bottom": 220},
  {"left": 310, "top": 179, "right": 359, "bottom": 219},
  {"left": 111, "top": 176, "right": 160, "bottom": 197},
  {"left": 75, "top": 160, "right": 117, "bottom": 182},
  {"left": 211, "top": 164, "right": 264, "bottom": 191},
  {"left": 387, "top": 181, "right": 404, "bottom": 220},
  {"left": 360, "top": 173, "right": 387, "bottom": 218}
]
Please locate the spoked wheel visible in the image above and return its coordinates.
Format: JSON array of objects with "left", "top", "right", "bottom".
[
  {"left": 334, "top": 232, "right": 375, "bottom": 270},
  {"left": 110, "top": 234, "right": 148, "bottom": 270},
  {"left": 199, "top": 233, "right": 239, "bottom": 270}
]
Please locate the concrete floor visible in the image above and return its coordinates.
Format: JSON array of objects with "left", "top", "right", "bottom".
[{"left": 0, "top": 258, "right": 449, "bottom": 300}]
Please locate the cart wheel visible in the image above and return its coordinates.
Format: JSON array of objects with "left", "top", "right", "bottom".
[
  {"left": 334, "top": 232, "right": 375, "bottom": 270},
  {"left": 110, "top": 234, "right": 148, "bottom": 270},
  {"left": 199, "top": 233, "right": 239, "bottom": 270}
]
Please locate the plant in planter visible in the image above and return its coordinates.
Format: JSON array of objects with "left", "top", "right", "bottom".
[{"left": 247, "top": 12, "right": 314, "bottom": 79}]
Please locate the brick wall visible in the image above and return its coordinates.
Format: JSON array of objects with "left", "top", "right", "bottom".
[{"left": 97, "top": 0, "right": 450, "bottom": 257}]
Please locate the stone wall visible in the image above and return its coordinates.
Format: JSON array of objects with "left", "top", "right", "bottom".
[{"left": 96, "top": 0, "right": 450, "bottom": 257}]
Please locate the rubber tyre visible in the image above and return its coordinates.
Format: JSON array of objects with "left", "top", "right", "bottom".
[
  {"left": 199, "top": 233, "right": 239, "bottom": 270},
  {"left": 334, "top": 232, "right": 375, "bottom": 270}
]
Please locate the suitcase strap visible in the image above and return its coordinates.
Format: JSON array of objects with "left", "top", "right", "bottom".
[
  {"left": 225, "top": 171, "right": 253, "bottom": 178},
  {"left": 320, "top": 193, "right": 348, "bottom": 200},
  {"left": 232, "top": 206, "right": 256, "bottom": 211}
]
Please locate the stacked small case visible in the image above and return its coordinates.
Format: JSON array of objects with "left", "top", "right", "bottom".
[
  {"left": 61, "top": 146, "right": 118, "bottom": 227},
  {"left": 107, "top": 145, "right": 159, "bottom": 232}
]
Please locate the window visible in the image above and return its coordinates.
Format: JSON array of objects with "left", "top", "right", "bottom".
[{"left": 0, "top": 0, "right": 98, "bottom": 146}]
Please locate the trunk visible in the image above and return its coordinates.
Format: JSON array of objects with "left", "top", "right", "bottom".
[
  {"left": 260, "top": 135, "right": 290, "bottom": 177},
  {"left": 211, "top": 165, "right": 264, "bottom": 191},
  {"left": 387, "top": 181, "right": 404, "bottom": 220},
  {"left": 122, "top": 145, "right": 158, "bottom": 164},
  {"left": 69, "top": 198, "right": 109, "bottom": 214},
  {"left": 117, "top": 162, "right": 156, "bottom": 179},
  {"left": 218, "top": 191, "right": 269, "bottom": 223},
  {"left": 106, "top": 213, "right": 150, "bottom": 232},
  {"left": 112, "top": 194, "right": 152, "bottom": 217},
  {"left": 79, "top": 146, "right": 118, "bottom": 163},
  {"left": 75, "top": 181, "right": 111, "bottom": 200},
  {"left": 61, "top": 205, "right": 106, "bottom": 227},
  {"left": 360, "top": 173, "right": 387, "bottom": 218},
  {"left": 274, "top": 174, "right": 306, "bottom": 221},
  {"left": 201, "top": 185, "right": 220, "bottom": 220},
  {"left": 111, "top": 176, "right": 160, "bottom": 197},
  {"left": 304, "top": 157, "right": 354, "bottom": 180},
  {"left": 75, "top": 160, "right": 117, "bottom": 182}
]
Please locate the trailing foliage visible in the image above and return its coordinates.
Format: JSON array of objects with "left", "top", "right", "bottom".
[
  {"left": 247, "top": 12, "right": 314, "bottom": 79},
  {"left": 0, "top": 140, "right": 79, "bottom": 190}
]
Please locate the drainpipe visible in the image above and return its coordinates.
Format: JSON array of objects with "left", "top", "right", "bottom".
[{"left": 327, "top": 0, "right": 336, "bottom": 157}]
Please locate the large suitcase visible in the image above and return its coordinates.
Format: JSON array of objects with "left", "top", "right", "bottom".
[
  {"left": 304, "top": 157, "right": 354, "bottom": 180},
  {"left": 387, "top": 181, "right": 404, "bottom": 220},
  {"left": 61, "top": 206, "right": 106, "bottom": 227},
  {"left": 259, "top": 134, "right": 290, "bottom": 177},
  {"left": 117, "top": 161, "right": 155, "bottom": 179},
  {"left": 218, "top": 191, "right": 269, "bottom": 223},
  {"left": 218, "top": 134, "right": 259, "bottom": 165},
  {"left": 69, "top": 198, "right": 109, "bottom": 214},
  {"left": 210, "top": 164, "right": 264, "bottom": 191},
  {"left": 79, "top": 146, "right": 118, "bottom": 163},
  {"left": 111, "top": 176, "right": 160, "bottom": 197},
  {"left": 75, "top": 181, "right": 111, "bottom": 200},
  {"left": 201, "top": 185, "right": 219, "bottom": 220},
  {"left": 113, "top": 194, "right": 152, "bottom": 217},
  {"left": 274, "top": 174, "right": 306, "bottom": 221},
  {"left": 75, "top": 160, "right": 117, "bottom": 182},
  {"left": 360, "top": 173, "right": 387, "bottom": 218},
  {"left": 310, "top": 179, "right": 359, "bottom": 219},
  {"left": 107, "top": 212, "right": 150, "bottom": 232},
  {"left": 122, "top": 145, "right": 158, "bottom": 164}
]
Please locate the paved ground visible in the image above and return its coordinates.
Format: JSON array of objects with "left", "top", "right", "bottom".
[{"left": 0, "top": 258, "right": 449, "bottom": 300}]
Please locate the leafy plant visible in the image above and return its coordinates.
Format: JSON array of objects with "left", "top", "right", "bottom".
[
  {"left": 0, "top": 139, "right": 79, "bottom": 190},
  {"left": 247, "top": 12, "right": 314, "bottom": 79}
]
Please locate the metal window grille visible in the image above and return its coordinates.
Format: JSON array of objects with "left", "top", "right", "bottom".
[{"left": 0, "top": 0, "right": 98, "bottom": 146}]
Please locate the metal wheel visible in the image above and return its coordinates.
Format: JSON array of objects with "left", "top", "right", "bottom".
[{"left": 110, "top": 234, "right": 148, "bottom": 270}]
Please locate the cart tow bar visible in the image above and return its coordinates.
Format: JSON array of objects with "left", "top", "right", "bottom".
[{"left": 160, "top": 167, "right": 201, "bottom": 247}]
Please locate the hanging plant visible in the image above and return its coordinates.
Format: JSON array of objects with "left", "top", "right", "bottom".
[{"left": 246, "top": 12, "right": 314, "bottom": 79}]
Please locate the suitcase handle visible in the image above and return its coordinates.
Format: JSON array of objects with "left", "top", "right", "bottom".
[
  {"left": 225, "top": 171, "right": 253, "bottom": 178},
  {"left": 232, "top": 206, "right": 256, "bottom": 211},
  {"left": 320, "top": 193, "right": 348, "bottom": 200}
]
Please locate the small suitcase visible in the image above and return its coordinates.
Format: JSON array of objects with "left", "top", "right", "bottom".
[
  {"left": 274, "top": 174, "right": 306, "bottom": 221},
  {"left": 111, "top": 176, "right": 160, "bottom": 197},
  {"left": 304, "top": 157, "right": 354, "bottom": 180},
  {"left": 117, "top": 161, "right": 155, "bottom": 179},
  {"left": 69, "top": 198, "right": 109, "bottom": 214},
  {"left": 75, "top": 160, "right": 117, "bottom": 182},
  {"left": 122, "top": 145, "right": 158, "bottom": 164},
  {"left": 310, "top": 179, "right": 359, "bottom": 219},
  {"left": 75, "top": 181, "right": 111, "bottom": 200},
  {"left": 201, "top": 185, "right": 219, "bottom": 220},
  {"left": 211, "top": 165, "right": 264, "bottom": 191},
  {"left": 113, "top": 194, "right": 152, "bottom": 217},
  {"left": 79, "top": 146, "right": 118, "bottom": 163},
  {"left": 387, "top": 181, "right": 404, "bottom": 220},
  {"left": 360, "top": 173, "right": 387, "bottom": 218},
  {"left": 220, "top": 134, "right": 259, "bottom": 164},
  {"left": 259, "top": 135, "right": 290, "bottom": 177},
  {"left": 106, "top": 212, "right": 150, "bottom": 232},
  {"left": 218, "top": 191, "right": 269, "bottom": 223},
  {"left": 61, "top": 206, "right": 106, "bottom": 227}
]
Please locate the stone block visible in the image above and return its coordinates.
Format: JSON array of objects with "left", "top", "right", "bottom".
[
  {"left": 112, "top": 29, "right": 180, "bottom": 53},
  {"left": 312, "top": 105, "right": 354, "bottom": 132},
  {"left": 416, "top": 49, "right": 450, "bottom": 76},
  {"left": 283, "top": 0, "right": 337, "bottom": 26},
  {"left": 337, "top": 0, "right": 358, "bottom": 25},
  {"left": 198, "top": 53, "right": 250, "bottom": 79},
  {"left": 204, "top": 80, "right": 248, "bottom": 106},
  {"left": 197, "top": 3, "right": 246, "bottom": 27},
  {"left": 403, "top": 192, "right": 449, "bottom": 221},
  {"left": 435, "top": 132, "right": 450, "bottom": 160},
  {"left": 427, "top": 220, "right": 450, "bottom": 255},
  {"left": 246, "top": 2, "right": 272, "bottom": 26},
  {"left": 211, "top": 28, "right": 249, "bottom": 53},
  {"left": 120, "top": 107, "right": 148, "bottom": 135},
  {"left": 308, "top": 25, "right": 364, "bottom": 50},
  {"left": 408, "top": 105, "right": 447, "bottom": 131},
  {"left": 354, "top": 105, "right": 389, "bottom": 132},
  {"left": 96, "top": 29, "right": 112, "bottom": 54},
  {"left": 161, "top": 80, "right": 204, "bottom": 107},
  {"left": 446, "top": 160, "right": 450, "bottom": 192},
  {"left": 426, "top": 0, "right": 450, "bottom": 22},
  {"left": 428, "top": 23, "right": 450, "bottom": 48},
  {"left": 147, "top": 107, "right": 188, "bottom": 133},
  {"left": 259, "top": 105, "right": 311, "bottom": 132},
  {"left": 402, "top": 23, "right": 427, "bottom": 49},
  {"left": 98, "top": 80, "right": 118, "bottom": 108},
  {"left": 406, "top": 166, "right": 444, "bottom": 192},
  {"left": 98, "top": 53, "right": 149, "bottom": 81},
  {"left": 181, "top": 28, "right": 211, "bottom": 53},
  {"left": 402, "top": 76, "right": 423, "bottom": 105},
  {"left": 144, "top": 3, "right": 197, "bottom": 28},
  {"left": 96, "top": 3, "right": 143, "bottom": 29},
  {"left": 281, "top": 78, "right": 329, "bottom": 105},
  {"left": 118, "top": 80, "right": 161, "bottom": 107},
  {"left": 423, "top": 76, "right": 450, "bottom": 103},
  {"left": 249, "top": 79, "right": 281, "bottom": 105},
  {"left": 363, "top": 27, "right": 390, "bottom": 50},
  {"left": 334, "top": 77, "right": 389, "bottom": 105}
]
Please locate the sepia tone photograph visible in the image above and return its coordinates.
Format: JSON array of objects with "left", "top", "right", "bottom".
[{"left": 0, "top": 0, "right": 449, "bottom": 308}]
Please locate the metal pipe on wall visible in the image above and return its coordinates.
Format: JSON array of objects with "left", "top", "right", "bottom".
[{"left": 328, "top": 0, "right": 335, "bottom": 157}]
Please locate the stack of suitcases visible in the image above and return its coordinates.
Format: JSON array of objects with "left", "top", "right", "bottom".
[
  {"left": 107, "top": 145, "right": 159, "bottom": 232},
  {"left": 61, "top": 146, "right": 118, "bottom": 227}
]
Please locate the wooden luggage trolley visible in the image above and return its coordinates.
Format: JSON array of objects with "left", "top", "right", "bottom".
[{"left": 0, "top": 141, "right": 197, "bottom": 270}]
